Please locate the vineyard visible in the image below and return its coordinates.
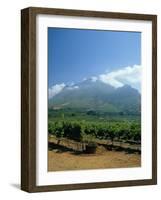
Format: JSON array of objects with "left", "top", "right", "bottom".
[
  {"left": 48, "top": 108, "right": 141, "bottom": 171},
  {"left": 48, "top": 119, "right": 141, "bottom": 151}
]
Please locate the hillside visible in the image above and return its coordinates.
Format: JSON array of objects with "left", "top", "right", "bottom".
[{"left": 49, "top": 79, "right": 141, "bottom": 115}]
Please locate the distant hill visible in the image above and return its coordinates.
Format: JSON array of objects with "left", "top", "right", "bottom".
[{"left": 49, "top": 79, "right": 141, "bottom": 115}]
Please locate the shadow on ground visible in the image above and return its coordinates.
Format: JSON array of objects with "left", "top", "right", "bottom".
[{"left": 10, "top": 183, "right": 20, "bottom": 190}]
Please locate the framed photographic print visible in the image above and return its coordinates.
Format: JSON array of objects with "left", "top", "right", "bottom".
[{"left": 21, "top": 7, "right": 157, "bottom": 192}]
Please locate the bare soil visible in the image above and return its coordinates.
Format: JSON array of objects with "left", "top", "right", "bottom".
[{"left": 48, "top": 147, "right": 141, "bottom": 171}]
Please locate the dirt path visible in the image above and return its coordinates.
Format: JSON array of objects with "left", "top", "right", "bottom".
[{"left": 48, "top": 149, "right": 141, "bottom": 171}]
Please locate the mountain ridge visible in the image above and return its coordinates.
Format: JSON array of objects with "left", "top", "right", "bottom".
[{"left": 49, "top": 79, "right": 141, "bottom": 115}]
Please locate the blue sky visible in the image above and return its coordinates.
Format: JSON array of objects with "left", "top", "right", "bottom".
[{"left": 48, "top": 28, "right": 141, "bottom": 97}]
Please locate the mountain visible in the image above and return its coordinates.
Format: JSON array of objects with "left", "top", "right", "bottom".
[{"left": 49, "top": 79, "right": 141, "bottom": 115}]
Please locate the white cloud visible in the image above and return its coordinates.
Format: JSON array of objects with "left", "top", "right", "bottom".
[
  {"left": 91, "top": 76, "right": 98, "bottom": 82},
  {"left": 48, "top": 65, "right": 141, "bottom": 98},
  {"left": 99, "top": 74, "right": 123, "bottom": 87},
  {"left": 48, "top": 83, "right": 65, "bottom": 98},
  {"left": 67, "top": 85, "right": 79, "bottom": 90},
  {"left": 99, "top": 65, "right": 141, "bottom": 90}
]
